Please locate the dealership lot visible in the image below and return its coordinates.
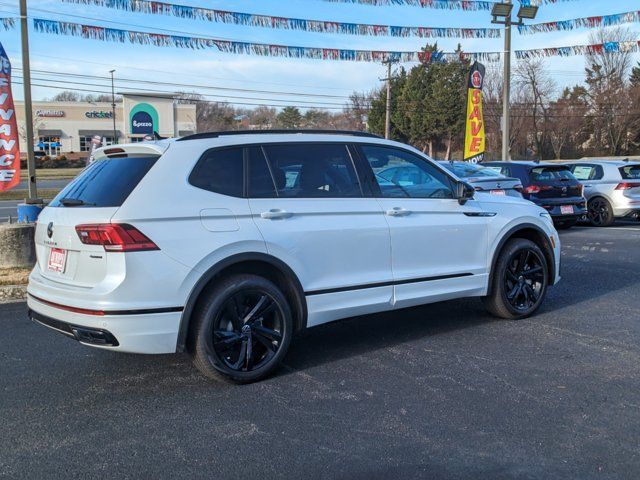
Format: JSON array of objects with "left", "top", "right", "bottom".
[{"left": 1, "top": 223, "right": 640, "bottom": 479}]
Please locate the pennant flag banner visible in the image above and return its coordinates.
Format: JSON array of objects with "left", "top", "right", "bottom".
[
  {"left": 519, "top": 10, "right": 640, "bottom": 34},
  {"left": 320, "top": 0, "right": 574, "bottom": 10},
  {"left": 0, "top": 18, "right": 15, "bottom": 30},
  {"left": 515, "top": 40, "right": 640, "bottom": 60},
  {"left": 32, "top": 18, "right": 502, "bottom": 63},
  {"left": 62, "top": 0, "right": 501, "bottom": 39}
]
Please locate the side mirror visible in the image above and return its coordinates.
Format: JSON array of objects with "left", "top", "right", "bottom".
[{"left": 456, "top": 181, "right": 475, "bottom": 205}]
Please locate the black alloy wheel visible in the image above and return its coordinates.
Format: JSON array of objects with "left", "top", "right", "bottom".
[
  {"left": 588, "top": 197, "right": 614, "bottom": 227},
  {"left": 212, "top": 290, "right": 284, "bottom": 373},
  {"left": 503, "top": 247, "right": 546, "bottom": 313},
  {"left": 483, "top": 238, "right": 549, "bottom": 320},
  {"left": 190, "top": 274, "right": 293, "bottom": 383}
]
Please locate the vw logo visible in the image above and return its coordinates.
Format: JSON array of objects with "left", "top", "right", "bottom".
[
  {"left": 241, "top": 324, "right": 252, "bottom": 334},
  {"left": 47, "top": 222, "right": 54, "bottom": 239},
  {"left": 562, "top": 187, "right": 567, "bottom": 194}
]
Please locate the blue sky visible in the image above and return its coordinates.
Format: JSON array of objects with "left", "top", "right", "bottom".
[{"left": 0, "top": 0, "right": 638, "bottom": 108}]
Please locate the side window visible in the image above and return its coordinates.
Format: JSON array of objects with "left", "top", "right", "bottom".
[
  {"left": 189, "top": 147, "right": 243, "bottom": 197},
  {"left": 261, "top": 143, "right": 362, "bottom": 198},
  {"left": 361, "top": 145, "right": 454, "bottom": 199},
  {"left": 248, "top": 146, "right": 277, "bottom": 198},
  {"left": 571, "top": 164, "right": 600, "bottom": 181}
]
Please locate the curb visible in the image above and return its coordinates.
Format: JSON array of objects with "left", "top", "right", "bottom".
[{"left": 0, "top": 284, "right": 27, "bottom": 303}]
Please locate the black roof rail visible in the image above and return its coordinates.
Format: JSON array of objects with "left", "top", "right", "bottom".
[{"left": 176, "top": 129, "right": 382, "bottom": 141}]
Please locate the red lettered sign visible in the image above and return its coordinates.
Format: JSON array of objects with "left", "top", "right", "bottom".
[{"left": 0, "top": 42, "right": 19, "bottom": 191}]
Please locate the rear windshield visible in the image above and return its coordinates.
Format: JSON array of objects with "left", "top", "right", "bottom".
[
  {"left": 530, "top": 167, "right": 575, "bottom": 182},
  {"left": 619, "top": 165, "right": 640, "bottom": 180},
  {"left": 442, "top": 162, "right": 504, "bottom": 179},
  {"left": 50, "top": 156, "right": 159, "bottom": 208}
]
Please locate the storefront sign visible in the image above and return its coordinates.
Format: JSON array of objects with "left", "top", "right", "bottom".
[
  {"left": 36, "top": 109, "right": 65, "bottom": 117},
  {"left": 0, "top": 41, "right": 19, "bottom": 191},
  {"left": 85, "top": 110, "right": 113, "bottom": 119},
  {"left": 129, "top": 103, "right": 158, "bottom": 136}
]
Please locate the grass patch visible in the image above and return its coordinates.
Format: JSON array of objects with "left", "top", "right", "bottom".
[
  {"left": 0, "top": 267, "right": 31, "bottom": 286},
  {"left": 36, "top": 168, "right": 82, "bottom": 180},
  {"left": 0, "top": 189, "right": 60, "bottom": 201}
]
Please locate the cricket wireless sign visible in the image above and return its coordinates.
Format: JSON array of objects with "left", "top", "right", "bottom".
[
  {"left": 0, "top": 42, "right": 19, "bottom": 191},
  {"left": 464, "top": 62, "right": 486, "bottom": 164}
]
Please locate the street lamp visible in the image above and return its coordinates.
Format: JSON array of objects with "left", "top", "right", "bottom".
[
  {"left": 109, "top": 69, "right": 117, "bottom": 144},
  {"left": 491, "top": 1, "right": 538, "bottom": 161}
]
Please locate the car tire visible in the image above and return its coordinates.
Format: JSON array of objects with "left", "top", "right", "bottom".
[
  {"left": 189, "top": 274, "right": 293, "bottom": 384},
  {"left": 483, "top": 238, "right": 549, "bottom": 320},
  {"left": 588, "top": 197, "right": 615, "bottom": 227},
  {"left": 554, "top": 218, "right": 577, "bottom": 230}
]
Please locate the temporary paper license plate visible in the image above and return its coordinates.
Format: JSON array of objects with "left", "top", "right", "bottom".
[
  {"left": 560, "top": 205, "right": 574, "bottom": 215},
  {"left": 48, "top": 248, "right": 67, "bottom": 273},
  {"left": 490, "top": 189, "right": 506, "bottom": 196}
]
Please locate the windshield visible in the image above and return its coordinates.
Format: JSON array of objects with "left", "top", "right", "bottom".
[
  {"left": 442, "top": 162, "right": 504, "bottom": 179},
  {"left": 50, "top": 156, "right": 159, "bottom": 208}
]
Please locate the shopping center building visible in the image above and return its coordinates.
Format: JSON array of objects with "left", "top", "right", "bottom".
[{"left": 15, "top": 92, "right": 197, "bottom": 157}]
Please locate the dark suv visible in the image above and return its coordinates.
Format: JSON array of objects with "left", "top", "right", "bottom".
[{"left": 483, "top": 161, "right": 586, "bottom": 229}]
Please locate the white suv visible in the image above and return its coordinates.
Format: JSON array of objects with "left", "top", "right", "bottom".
[{"left": 28, "top": 131, "right": 561, "bottom": 383}]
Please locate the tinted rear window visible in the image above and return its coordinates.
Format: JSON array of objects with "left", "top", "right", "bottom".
[
  {"left": 50, "top": 156, "right": 159, "bottom": 208},
  {"left": 530, "top": 167, "right": 575, "bottom": 182},
  {"left": 443, "top": 162, "right": 504, "bottom": 178},
  {"left": 619, "top": 165, "right": 640, "bottom": 180}
]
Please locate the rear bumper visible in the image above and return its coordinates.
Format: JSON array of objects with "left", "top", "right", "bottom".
[{"left": 27, "top": 294, "right": 182, "bottom": 354}]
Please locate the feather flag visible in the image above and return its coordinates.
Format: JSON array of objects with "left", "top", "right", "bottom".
[
  {"left": 32, "top": 18, "right": 502, "bottom": 63},
  {"left": 519, "top": 10, "right": 640, "bottom": 34},
  {"left": 60, "top": 0, "right": 500, "bottom": 39}
]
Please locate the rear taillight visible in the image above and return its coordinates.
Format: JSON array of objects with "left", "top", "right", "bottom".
[
  {"left": 524, "top": 185, "right": 540, "bottom": 194},
  {"left": 615, "top": 182, "right": 640, "bottom": 190},
  {"left": 75, "top": 224, "right": 159, "bottom": 252}
]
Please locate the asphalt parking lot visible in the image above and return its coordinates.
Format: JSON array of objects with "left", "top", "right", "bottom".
[{"left": 1, "top": 223, "right": 640, "bottom": 479}]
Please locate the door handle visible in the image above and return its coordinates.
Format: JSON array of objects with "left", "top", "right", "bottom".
[
  {"left": 386, "top": 207, "right": 411, "bottom": 217},
  {"left": 260, "top": 209, "right": 292, "bottom": 220}
]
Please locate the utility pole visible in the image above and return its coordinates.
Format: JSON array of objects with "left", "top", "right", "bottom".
[
  {"left": 19, "top": 0, "right": 37, "bottom": 200},
  {"left": 109, "top": 69, "right": 117, "bottom": 144},
  {"left": 381, "top": 58, "right": 398, "bottom": 140},
  {"left": 502, "top": 0, "right": 511, "bottom": 162}
]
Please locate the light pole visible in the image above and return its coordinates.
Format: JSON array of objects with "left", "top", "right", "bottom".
[
  {"left": 381, "top": 58, "right": 398, "bottom": 140},
  {"left": 19, "top": 0, "right": 37, "bottom": 200},
  {"left": 491, "top": 2, "right": 538, "bottom": 161},
  {"left": 109, "top": 69, "right": 117, "bottom": 144}
]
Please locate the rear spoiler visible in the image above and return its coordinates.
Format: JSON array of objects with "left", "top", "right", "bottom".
[{"left": 92, "top": 140, "right": 173, "bottom": 160}]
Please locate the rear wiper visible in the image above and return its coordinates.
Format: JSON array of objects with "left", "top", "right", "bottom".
[{"left": 59, "top": 197, "right": 96, "bottom": 207}]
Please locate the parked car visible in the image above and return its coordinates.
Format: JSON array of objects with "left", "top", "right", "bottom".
[
  {"left": 482, "top": 161, "right": 586, "bottom": 229},
  {"left": 27, "top": 131, "right": 560, "bottom": 383},
  {"left": 564, "top": 160, "right": 640, "bottom": 227},
  {"left": 439, "top": 161, "right": 523, "bottom": 198}
]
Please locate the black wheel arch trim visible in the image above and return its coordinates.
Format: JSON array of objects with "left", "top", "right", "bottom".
[
  {"left": 176, "top": 252, "right": 307, "bottom": 353},
  {"left": 487, "top": 223, "right": 556, "bottom": 296}
]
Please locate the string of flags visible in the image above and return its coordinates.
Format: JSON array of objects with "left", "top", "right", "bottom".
[
  {"left": 61, "top": 0, "right": 501, "bottom": 39},
  {"left": 0, "top": 18, "right": 15, "bottom": 29},
  {"left": 32, "top": 18, "right": 502, "bottom": 63},
  {"left": 519, "top": 10, "right": 640, "bottom": 35},
  {"left": 515, "top": 40, "right": 640, "bottom": 60},
  {"left": 319, "top": 0, "right": 575, "bottom": 10}
]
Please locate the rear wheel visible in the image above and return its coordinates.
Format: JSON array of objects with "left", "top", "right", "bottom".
[
  {"left": 483, "top": 238, "right": 548, "bottom": 320},
  {"left": 189, "top": 274, "right": 293, "bottom": 383},
  {"left": 588, "top": 197, "right": 615, "bottom": 227}
]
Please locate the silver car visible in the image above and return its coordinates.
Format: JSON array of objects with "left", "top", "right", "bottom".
[
  {"left": 565, "top": 160, "right": 640, "bottom": 226},
  {"left": 439, "top": 161, "right": 523, "bottom": 198}
]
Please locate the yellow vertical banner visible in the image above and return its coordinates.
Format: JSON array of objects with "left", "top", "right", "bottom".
[{"left": 464, "top": 61, "right": 485, "bottom": 163}]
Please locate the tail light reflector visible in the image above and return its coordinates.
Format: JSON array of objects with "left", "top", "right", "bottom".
[
  {"left": 524, "top": 185, "right": 540, "bottom": 194},
  {"left": 615, "top": 182, "right": 640, "bottom": 190},
  {"left": 75, "top": 224, "right": 159, "bottom": 252}
]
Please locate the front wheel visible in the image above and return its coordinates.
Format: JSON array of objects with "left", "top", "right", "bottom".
[
  {"left": 189, "top": 274, "right": 293, "bottom": 383},
  {"left": 483, "top": 238, "right": 549, "bottom": 320}
]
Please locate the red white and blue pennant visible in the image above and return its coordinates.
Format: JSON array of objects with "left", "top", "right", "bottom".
[
  {"left": 32, "top": 18, "right": 502, "bottom": 62},
  {"left": 61, "top": 0, "right": 500, "bottom": 39},
  {"left": 515, "top": 40, "right": 640, "bottom": 60}
]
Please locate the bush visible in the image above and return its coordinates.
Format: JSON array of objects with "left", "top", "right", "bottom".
[{"left": 20, "top": 155, "right": 86, "bottom": 169}]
